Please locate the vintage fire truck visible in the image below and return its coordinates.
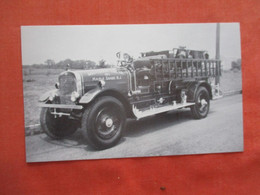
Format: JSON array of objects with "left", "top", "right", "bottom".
[{"left": 39, "top": 48, "right": 221, "bottom": 149}]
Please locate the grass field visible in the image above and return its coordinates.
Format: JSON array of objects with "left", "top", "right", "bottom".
[
  {"left": 23, "top": 69, "right": 65, "bottom": 127},
  {"left": 220, "top": 70, "right": 243, "bottom": 92},
  {"left": 23, "top": 68, "right": 242, "bottom": 130}
]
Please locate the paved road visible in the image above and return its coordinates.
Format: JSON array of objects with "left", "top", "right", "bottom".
[{"left": 26, "top": 94, "right": 243, "bottom": 162}]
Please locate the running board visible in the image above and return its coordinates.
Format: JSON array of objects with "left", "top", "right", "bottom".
[{"left": 132, "top": 102, "right": 195, "bottom": 119}]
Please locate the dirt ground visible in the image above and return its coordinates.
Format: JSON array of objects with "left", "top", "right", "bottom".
[
  {"left": 22, "top": 69, "right": 242, "bottom": 129},
  {"left": 26, "top": 94, "right": 243, "bottom": 162}
]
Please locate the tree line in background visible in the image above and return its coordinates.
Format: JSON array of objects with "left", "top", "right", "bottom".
[
  {"left": 23, "top": 58, "right": 114, "bottom": 70},
  {"left": 23, "top": 57, "right": 242, "bottom": 73}
]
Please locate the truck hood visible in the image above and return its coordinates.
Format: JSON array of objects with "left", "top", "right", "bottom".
[
  {"left": 59, "top": 67, "right": 130, "bottom": 95},
  {"left": 71, "top": 67, "right": 129, "bottom": 83}
]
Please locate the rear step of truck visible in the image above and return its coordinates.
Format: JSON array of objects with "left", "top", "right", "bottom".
[
  {"left": 211, "top": 84, "right": 223, "bottom": 100},
  {"left": 132, "top": 102, "right": 195, "bottom": 119}
]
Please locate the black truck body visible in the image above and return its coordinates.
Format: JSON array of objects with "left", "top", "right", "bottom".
[{"left": 39, "top": 49, "right": 221, "bottom": 149}]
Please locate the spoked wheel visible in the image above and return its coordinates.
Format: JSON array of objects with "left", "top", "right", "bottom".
[
  {"left": 95, "top": 107, "right": 122, "bottom": 140},
  {"left": 190, "top": 86, "right": 210, "bottom": 119},
  {"left": 81, "top": 96, "right": 126, "bottom": 150},
  {"left": 40, "top": 108, "right": 78, "bottom": 139}
]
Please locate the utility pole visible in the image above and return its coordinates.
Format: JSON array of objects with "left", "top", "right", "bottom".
[
  {"left": 215, "top": 23, "right": 220, "bottom": 85},
  {"left": 216, "top": 23, "right": 220, "bottom": 60}
]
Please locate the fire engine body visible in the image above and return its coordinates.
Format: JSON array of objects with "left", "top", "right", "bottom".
[{"left": 39, "top": 48, "right": 221, "bottom": 149}]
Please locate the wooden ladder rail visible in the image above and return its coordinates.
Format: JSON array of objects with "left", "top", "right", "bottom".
[
  {"left": 209, "top": 61, "right": 211, "bottom": 76},
  {"left": 186, "top": 60, "right": 188, "bottom": 78},
  {"left": 191, "top": 60, "right": 194, "bottom": 77}
]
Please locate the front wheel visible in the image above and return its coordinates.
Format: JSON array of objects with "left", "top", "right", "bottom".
[
  {"left": 81, "top": 96, "right": 126, "bottom": 150},
  {"left": 40, "top": 108, "right": 78, "bottom": 139},
  {"left": 190, "top": 86, "right": 210, "bottom": 119}
]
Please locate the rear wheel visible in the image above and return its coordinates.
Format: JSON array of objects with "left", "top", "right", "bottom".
[
  {"left": 40, "top": 108, "right": 78, "bottom": 139},
  {"left": 81, "top": 96, "right": 126, "bottom": 150},
  {"left": 190, "top": 86, "right": 210, "bottom": 119}
]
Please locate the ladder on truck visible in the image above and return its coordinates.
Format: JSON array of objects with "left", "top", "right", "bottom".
[{"left": 151, "top": 58, "right": 222, "bottom": 98}]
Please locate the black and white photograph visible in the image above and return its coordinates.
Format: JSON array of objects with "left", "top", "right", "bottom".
[{"left": 21, "top": 23, "right": 243, "bottom": 162}]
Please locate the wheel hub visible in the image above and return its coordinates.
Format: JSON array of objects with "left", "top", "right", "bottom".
[
  {"left": 200, "top": 99, "right": 208, "bottom": 110},
  {"left": 105, "top": 118, "right": 113, "bottom": 128},
  {"left": 201, "top": 99, "right": 207, "bottom": 106}
]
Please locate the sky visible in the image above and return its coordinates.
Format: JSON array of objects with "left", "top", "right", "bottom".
[{"left": 21, "top": 23, "right": 241, "bottom": 68}]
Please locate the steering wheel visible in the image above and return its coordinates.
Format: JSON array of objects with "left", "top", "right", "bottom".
[{"left": 120, "top": 60, "right": 127, "bottom": 67}]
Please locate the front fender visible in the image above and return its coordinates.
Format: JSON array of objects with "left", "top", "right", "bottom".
[
  {"left": 39, "top": 89, "right": 58, "bottom": 102},
  {"left": 79, "top": 88, "right": 102, "bottom": 104}
]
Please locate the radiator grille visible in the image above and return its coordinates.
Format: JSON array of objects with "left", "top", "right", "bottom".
[{"left": 59, "top": 73, "right": 77, "bottom": 105}]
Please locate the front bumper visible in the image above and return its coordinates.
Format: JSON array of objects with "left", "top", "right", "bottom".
[{"left": 39, "top": 103, "right": 83, "bottom": 110}]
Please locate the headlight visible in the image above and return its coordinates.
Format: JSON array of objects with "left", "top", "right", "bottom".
[
  {"left": 71, "top": 91, "right": 80, "bottom": 102},
  {"left": 55, "top": 82, "right": 59, "bottom": 89}
]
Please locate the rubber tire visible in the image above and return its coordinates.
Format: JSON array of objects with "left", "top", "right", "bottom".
[
  {"left": 81, "top": 96, "right": 126, "bottom": 150},
  {"left": 190, "top": 86, "right": 210, "bottom": 119},
  {"left": 40, "top": 107, "right": 78, "bottom": 139}
]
